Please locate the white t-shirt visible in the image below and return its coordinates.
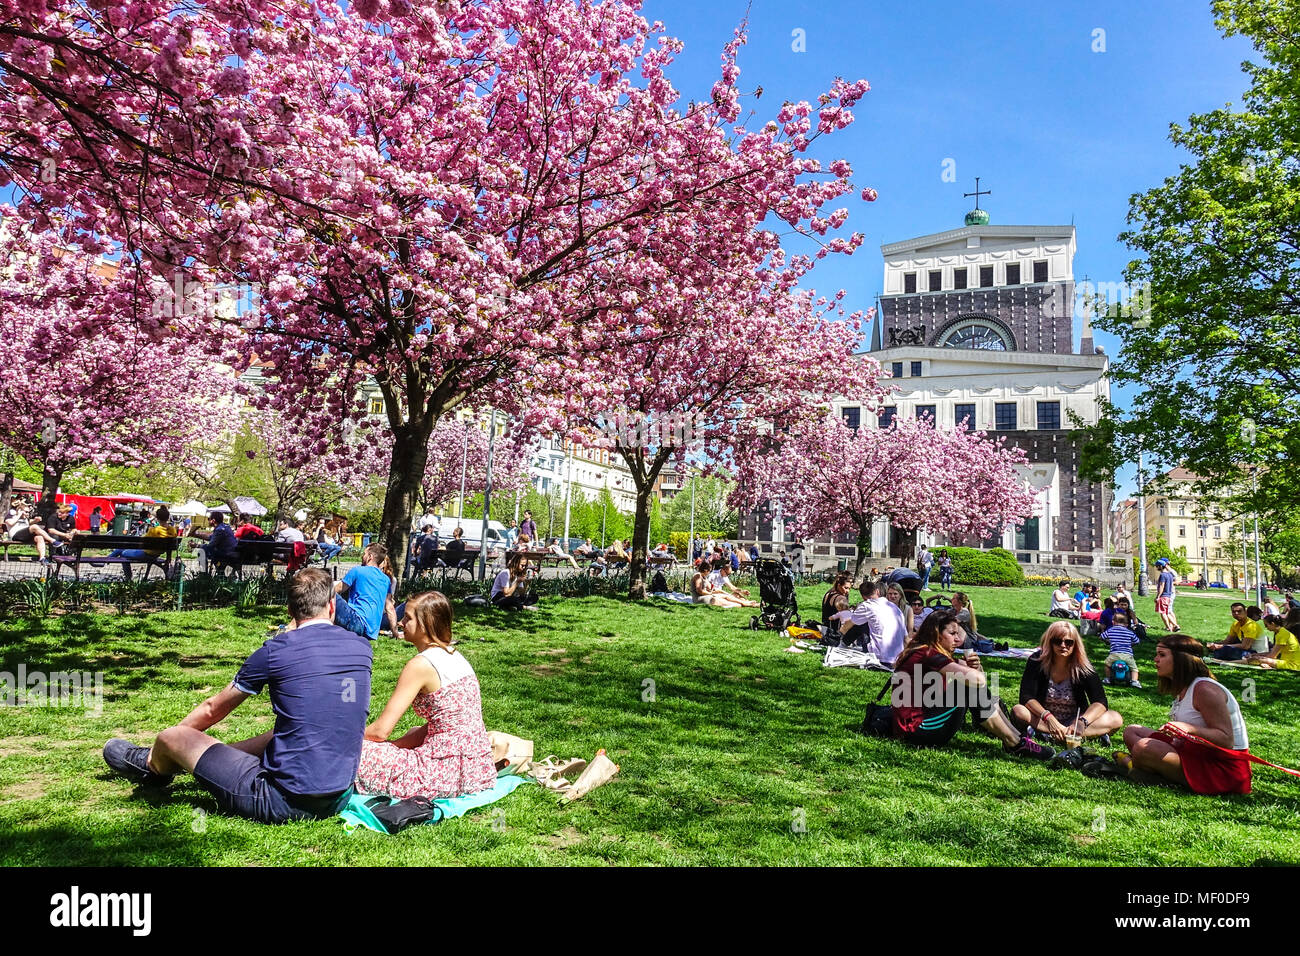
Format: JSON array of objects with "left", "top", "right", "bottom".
[
  {"left": 1170, "top": 677, "right": 1249, "bottom": 750},
  {"left": 490, "top": 569, "right": 512, "bottom": 599},
  {"left": 277, "top": 527, "right": 305, "bottom": 544},
  {"left": 1050, "top": 588, "right": 1075, "bottom": 613},
  {"left": 419, "top": 646, "right": 475, "bottom": 686},
  {"left": 834, "top": 597, "right": 906, "bottom": 664}
]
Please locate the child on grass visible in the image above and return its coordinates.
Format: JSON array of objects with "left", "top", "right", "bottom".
[{"left": 1101, "top": 609, "right": 1142, "bottom": 688}]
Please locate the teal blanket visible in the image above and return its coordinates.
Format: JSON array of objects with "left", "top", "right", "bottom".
[{"left": 340, "top": 774, "right": 531, "bottom": 834}]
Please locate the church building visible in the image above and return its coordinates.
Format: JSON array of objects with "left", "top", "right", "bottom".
[{"left": 740, "top": 197, "right": 1114, "bottom": 572}]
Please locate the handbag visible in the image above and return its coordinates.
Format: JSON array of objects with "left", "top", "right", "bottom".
[{"left": 860, "top": 675, "right": 895, "bottom": 738}]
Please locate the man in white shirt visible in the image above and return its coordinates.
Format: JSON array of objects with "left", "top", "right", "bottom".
[
  {"left": 831, "top": 580, "right": 907, "bottom": 665},
  {"left": 276, "top": 519, "right": 306, "bottom": 545}
]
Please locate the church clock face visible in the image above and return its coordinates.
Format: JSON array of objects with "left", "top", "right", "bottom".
[{"left": 940, "top": 319, "right": 1012, "bottom": 351}]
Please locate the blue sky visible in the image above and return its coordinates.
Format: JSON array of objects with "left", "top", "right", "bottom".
[{"left": 639, "top": 0, "right": 1257, "bottom": 496}]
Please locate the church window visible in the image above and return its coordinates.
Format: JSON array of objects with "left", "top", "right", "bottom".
[
  {"left": 1005, "top": 263, "right": 1021, "bottom": 285},
  {"left": 939, "top": 318, "right": 1012, "bottom": 351},
  {"left": 904, "top": 272, "right": 917, "bottom": 293},
  {"left": 1036, "top": 401, "right": 1061, "bottom": 430},
  {"left": 955, "top": 403, "right": 976, "bottom": 431},
  {"left": 928, "top": 270, "right": 942, "bottom": 292},
  {"left": 994, "top": 403, "right": 1017, "bottom": 430},
  {"left": 891, "top": 361, "right": 903, "bottom": 378},
  {"left": 879, "top": 406, "right": 896, "bottom": 428},
  {"left": 910, "top": 361, "right": 922, "bottom": 377},
  {"left": 841, "top": 406, "right": 860, "bottom": 431},
  {"left": 953, "top": 267, "right": 968, "bottom": 290},
  {"left": 979, "top": 265, "right": 994, "bottom": 287},
  {"left": 916, "top": 405, "right": 936, "bottom": 422},
  {"left": 1033, "top": 260, "right": 1049, "bottom": 283}
]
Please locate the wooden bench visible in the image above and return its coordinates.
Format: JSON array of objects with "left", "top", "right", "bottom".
[
  {"left": 509, "top": 548, "right": 577, "bottom": 570},
  {"left": 50, "top": 533, "right": 182, "bottom": 582},
  {"left": 204, "top": 538, "right": 299, "bottom": 578},
  {"left": 0, "top": 539, "right": 42, "bottom": 562}
]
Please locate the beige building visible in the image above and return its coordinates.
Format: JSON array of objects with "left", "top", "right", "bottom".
[{"left": 1113, "top": 467, "right": 1256, "bottom": 586}]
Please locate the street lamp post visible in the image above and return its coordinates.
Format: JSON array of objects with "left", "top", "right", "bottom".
[
  {"left": 477, "top": 408, "right": 497, "bottom": 582},
  {"left": 1199, "top": 519, "right": 1209, "bottom": 585},
  {"left": 457, "top": 420, "right": 469, "bottom": 522},
  {"left": 1136, "top": 447, "right": 1149, "bottom": 597},
  {"left": 687, "top": 472, "right": 696, "bottom": 564}
]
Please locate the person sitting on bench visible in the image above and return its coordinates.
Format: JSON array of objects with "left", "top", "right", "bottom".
[
  {"left": 107, "top": 504, "right": 177, "bottom": 580},
  {"left": 101, "top": 569, "right": 373, "bottom": 823},
  {"left": 191, "top": 511, "right": 240, "bottom": 572}
]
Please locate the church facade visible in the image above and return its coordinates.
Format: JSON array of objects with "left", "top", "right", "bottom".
[{"left": 739, "top": 209, "right": 1116, "bottom": 574}]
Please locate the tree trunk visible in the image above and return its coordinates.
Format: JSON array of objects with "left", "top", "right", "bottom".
[
  {"left": 0, "top": 471, "right": 12, "bottom": 528},
  {"left": 628, "top": 485, "right": 653, "bottom": 600},
  {"left": 40, "top": 462, "right": 63, "bottom": 501},
  {"left": 378, "top": 417, "right": 435, "bottom": 572},
  {"left": 852, "top": 518, "right": 873, "bottom": 585}
]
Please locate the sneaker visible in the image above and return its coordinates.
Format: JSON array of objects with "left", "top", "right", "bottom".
[
  {"left": 1007, "top": 736, "right": 1055, "bottom": 761},
  {"left": 1101, "top": 677, "right": 1112, "bottom": 685},
  {"left": 1129, "top": 679, "right": 1143, "bottom": 689},
  {"left": 103, "top": 739, "right": 173, "bottom": 786},
  {"left": 1098, "top": 734, "right": 1113, "bottom": 749},
  {"left": 1048, "top": 746, "right": 1086, "bottom": 770}
]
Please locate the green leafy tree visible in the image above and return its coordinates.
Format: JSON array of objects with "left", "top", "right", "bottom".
[
  {"left": 1084, "top": 0, "right": 1300, "bottom": 493},
  {"left": 663, "top": 476, "right": 740, "bottom": 537}
]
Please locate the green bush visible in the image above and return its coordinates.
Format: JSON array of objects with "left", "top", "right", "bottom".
[{"left": 942, "top": 546, "right": 1024, "bottom": 587}]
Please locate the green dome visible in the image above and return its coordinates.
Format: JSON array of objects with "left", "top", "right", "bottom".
[{"left": 964, "top": 208, "right": 990, "bottom": 226}]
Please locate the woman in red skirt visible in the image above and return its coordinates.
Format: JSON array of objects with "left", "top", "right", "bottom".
[{"left": 1121, "top": 635, "right": 1251, "bottom": 794}]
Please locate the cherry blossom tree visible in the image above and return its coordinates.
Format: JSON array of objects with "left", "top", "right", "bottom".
[
  {"left": 0, "top": 219, "right": 239, "bottom": 498},
  {"left": 735, "top": 413, "right": 1036, "bottom": 581},
  {"left": 0, "top": 0, "right": 875, "bottom": 565},
  {"left": 558, "top": 280, "right": 885, "bottom": 598},
  {"left": 414, "top": 416, "right": 534, "bottom": 518}
]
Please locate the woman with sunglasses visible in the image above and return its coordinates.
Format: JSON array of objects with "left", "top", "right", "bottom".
[{"left": 1011, "top": 621, "right": 1122, "bottom": 746}]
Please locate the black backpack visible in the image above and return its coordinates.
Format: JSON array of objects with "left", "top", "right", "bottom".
[
  {"left": 650, "top": 571, "right": 667, "bottom": 593},
  {"left": 861, "top": 676, "right": 895, "bottom": 738}
]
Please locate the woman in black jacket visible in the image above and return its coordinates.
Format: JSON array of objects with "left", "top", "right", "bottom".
[{"left": 1010, "top": 621, "right": 1123, "bottom": 746}]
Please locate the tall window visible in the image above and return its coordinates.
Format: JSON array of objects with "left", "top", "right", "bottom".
[
  {"left": 879, "top": 406, "right": 896, "bottom": 428},
  {"left": 1214, "top": 526, "right": 1222, "bottom": 538},
  {"left": 891, "top": 361, "right": 903, "bottom": 378},
  {"left": 1005, "top": 262, "right": 1021, "bottom": 285},
  {"left": 1036, "top": 401, "right": 1061, "bottom": 430},
  {"left": 953, "top": 267, "right": 968, "bottom": 290},
  {"left": 916, "top": 405, "right": 936, "bottom": 422},
  {"left": 1179, "top": 526, "right": 1187, "bottom": 537},
  {"left": 910, "top": 361, "right": 922, "bottom": 377},
  {"left": 928, "top": 270, "right": 942, "bottom": 292},
  {"left": 903, "top": 272, "right": 917, "bottom": 294},
  {"left": 1177, "top": 503, "right": 1185, "bottom": 516},
  {"left": 841, "top": 406, "right": 860, "bottom": 431},
  {"left": 994, "top": 402, "right": 1017, "bottom": 430},
  {"left": 1033, "top": 260, "right": 1048, "bottom": 283},
  {"left": 955, "top": 403, "right": 976, "bottom": 431},
  {"left": 979, "top": 265, "right": 994, "bottom": 287}
]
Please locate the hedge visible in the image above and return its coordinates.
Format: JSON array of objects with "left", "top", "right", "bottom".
[{"left": 941, "top": 546, "right": 1024, "bottom": 587}]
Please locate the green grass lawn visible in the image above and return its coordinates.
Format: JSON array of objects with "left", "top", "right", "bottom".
[{"left": 1, "top": 584, "right": 1298, "bottom": 866}]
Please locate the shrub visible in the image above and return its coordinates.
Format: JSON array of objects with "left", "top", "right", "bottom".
[{"left": 941, "top": 546, "right": 1024, "bottom": 587}]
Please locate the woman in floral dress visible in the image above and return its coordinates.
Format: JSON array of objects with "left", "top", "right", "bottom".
[{"left": 354, "top": 590, "right": 497, "bottom": 800}]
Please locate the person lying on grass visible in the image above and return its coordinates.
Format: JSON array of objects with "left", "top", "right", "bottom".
[
  {"left": 1011, "top": 621, "right": 1122, "bottom": 746},
  {"left": 1120, "top": 636, "right": 1252, "bottom": 795},
  {"left": 706, "top": 559, "right": 758, "bottom": 608},
  {"left": 890, "top": 610, "right": 1053, "bottom": 761},
  {"left": 102, "top": 568, "right": 372, "bottom": 824},
  {"left": 354, "top": 590, "right": 498, "bottom": 801},
  {"left": 1244, "top": 614, "right": 1300, "bottom": 670}
]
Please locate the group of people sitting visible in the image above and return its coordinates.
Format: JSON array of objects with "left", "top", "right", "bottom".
[
  {"left": 3, "top": 496, "right": 79, "bottom": 564},
  {"left": 688, "top": 557, "right": 759, "bottom": 607},
  {"left": 188, "top": 511, "right": 344, "bottom": 575},
  {"left": 102, "top": 565, "right": 500, "bottom": 823},
  {"left": 1206, "top": 600, "right": 1300, "bottom": 669}
]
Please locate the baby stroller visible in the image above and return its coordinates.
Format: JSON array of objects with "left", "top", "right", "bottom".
[{"left": 748, "top": 558, "right": 800, "bottom": 631}]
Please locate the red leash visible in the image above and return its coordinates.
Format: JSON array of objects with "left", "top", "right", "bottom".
[{"left": 1157, "top": 723, "right": 1300, "bottom": 778}]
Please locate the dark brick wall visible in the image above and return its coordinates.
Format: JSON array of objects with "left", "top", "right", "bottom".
[{"left": 879, "top": 281, "right": 1075, "bottom": 354}]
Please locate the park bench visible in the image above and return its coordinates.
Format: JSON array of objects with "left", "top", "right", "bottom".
[
  {"left": 206, "top": 538, "right": 300, "bottom": 578},
  {"left": 0, "top": 539, "right": 42, "bottom": 562},
  {"left": 411, "top": 547, "right": 486, "bottom": 580},
  {"left": 50, "top": 533, "right": 182, "bottom": 582}
]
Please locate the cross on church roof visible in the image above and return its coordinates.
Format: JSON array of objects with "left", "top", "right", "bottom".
[{"left": 963, "top": 177, "right": 991, "bottom": 211}]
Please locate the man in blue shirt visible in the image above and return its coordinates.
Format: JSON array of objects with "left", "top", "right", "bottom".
[
  {"left": 102, "top": 568, "right": 373, "bottom": 823},
  {"left": 335, "top": 543, "right": 399, "bottom": 640},
  {"left": 192, "top": 510, "right": 240, "bottom": 573}
]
